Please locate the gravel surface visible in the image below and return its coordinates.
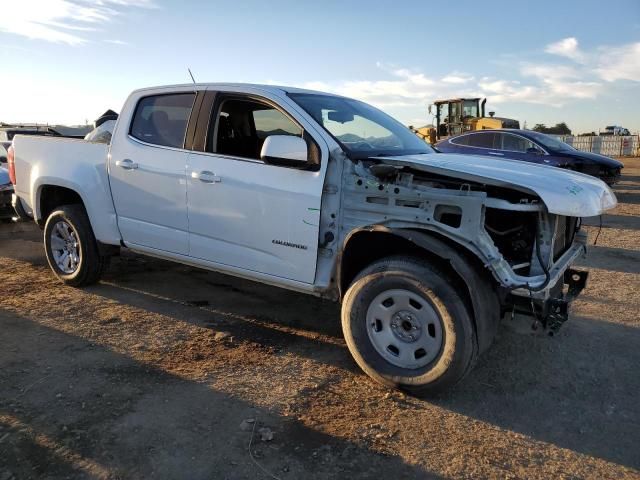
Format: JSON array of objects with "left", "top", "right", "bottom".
[{"left": 1, "top": 159, "right": 639, "bottom": 480}]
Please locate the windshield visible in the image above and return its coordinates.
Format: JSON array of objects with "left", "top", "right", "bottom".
[
  {"left": 526, "top": 131, "right": 575, "bottom": 152},
  {"left": 289, "top": 93, "right": 433, "bottom": 159}
]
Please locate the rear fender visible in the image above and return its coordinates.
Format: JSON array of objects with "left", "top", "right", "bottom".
[{"left": 34, "top": 177, "right": 121, "bottom": 245}]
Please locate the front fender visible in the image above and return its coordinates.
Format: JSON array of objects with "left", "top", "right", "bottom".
[{"left": 343, "top": 226, "right": 501, "bottom": 354}]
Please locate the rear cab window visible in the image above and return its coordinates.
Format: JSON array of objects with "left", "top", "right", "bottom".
[{"left": 130, "top": 93, "right": 195, "bottom": 148}]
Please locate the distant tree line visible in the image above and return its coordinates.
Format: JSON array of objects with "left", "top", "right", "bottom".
[{"left": 531, "top": 122, "right": 572, "bottom": 135}]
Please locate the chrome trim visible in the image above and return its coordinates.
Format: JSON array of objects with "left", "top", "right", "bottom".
[
  {"left": 127, "top": 134, "right": 190, "bottom": 154},
  {"left": 448, "top": 131, "right": 550, "bottom": 156}
]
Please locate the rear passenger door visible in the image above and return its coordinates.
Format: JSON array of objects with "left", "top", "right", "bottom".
[
  {"left": 458, "top": 132, "right": 500, "bottom": 156},
  {"left": 109, "top": 88, "right": 198, "bottom": 255},
  {"left": 186, "top": 89, "right": 326, "bottom": 284}
]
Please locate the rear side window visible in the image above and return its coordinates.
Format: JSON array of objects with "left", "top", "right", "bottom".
[
  {"left": 130, "top": 93, "right": 195, "bottom": 148},
  {"left": 466, "top": 132, "right": 497, "bottom": 149}
]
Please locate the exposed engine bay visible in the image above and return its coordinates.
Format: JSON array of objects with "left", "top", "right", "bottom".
[{"left": 329, "top": 159, "right": 589, "bottom": 331}]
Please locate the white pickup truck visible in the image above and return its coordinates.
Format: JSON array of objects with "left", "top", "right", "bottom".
[{"left": 9, "top": 83, "right": 617, "bottom": 393}]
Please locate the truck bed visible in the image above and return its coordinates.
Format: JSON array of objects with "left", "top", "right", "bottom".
[{"left": 12, "top": 135, "right": 119, "bottom": 244}]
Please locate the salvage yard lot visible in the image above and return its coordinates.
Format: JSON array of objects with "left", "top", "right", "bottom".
[{"left": 1, "top": 159, "right": 639, "bottom": 480}]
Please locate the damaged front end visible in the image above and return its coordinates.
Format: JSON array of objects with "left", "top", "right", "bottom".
[{"left": 338, "top": 153, "right": 616, "bottom": 334}]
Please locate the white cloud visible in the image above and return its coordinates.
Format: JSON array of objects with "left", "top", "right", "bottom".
[
  {"left": 441, "top": 72, "right": 475, "bottom": 84},
  {"left": 298, "top": 65, "right": 443, "bottom": 108},
  {"left": 290, "top": 37, "right": 640, "bottom": 126},
  {"left": 545, "top": 37, "right": 586, "bottom": 63},
  {"left": 595, "top": 42, "right": 640, "bottom": 82},
  {"left": 544, "top": 37, "right": 640, "bottom": 83},
  {"left": 105, "top": 39, "right": 129, "bottom": 45},
  {"left": 0, "top": 0, "right": 155, "bottom": 45}
]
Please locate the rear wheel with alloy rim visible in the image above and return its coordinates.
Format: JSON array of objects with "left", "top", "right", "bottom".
[
  {"left": 342, "top": 255, "right": 476, "bottom": 394},
  {"left": 50, "top": 220, "right": 81, "bottom": 274},
  {"left": 44, "top": 204, "right": 109, "bottom": 287}
]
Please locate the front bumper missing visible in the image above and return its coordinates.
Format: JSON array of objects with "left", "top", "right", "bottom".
[
  {"left": 543, "top": 269, "right": 588, "bottom": 334},
  {"left": 509, "top": 268, "right": 588, "bottom": 335}
]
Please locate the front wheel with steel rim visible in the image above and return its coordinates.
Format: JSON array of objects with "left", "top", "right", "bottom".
[
  {"left": 44, "top": 204, "right": 110, "bottom": 287},
  {"left": 342, "top": 255, "right": 477, "bottom": 394}
]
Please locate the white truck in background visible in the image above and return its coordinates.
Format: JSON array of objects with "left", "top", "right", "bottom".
[{"left": 8, "top": 83, "right": 617, "bottom": 393}]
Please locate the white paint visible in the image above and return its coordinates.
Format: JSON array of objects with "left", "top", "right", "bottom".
[
  {"left": 381, "top": 153, "right": 617, "bottom": 217},
  {"left": 11, "top": 82, "right": 618, "bottom": 292}
]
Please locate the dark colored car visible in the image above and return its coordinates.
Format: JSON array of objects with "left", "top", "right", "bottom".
[
  {"left": 435, "top": 129, "right": 624, "bottom": 185},
  {"left": 0, "top": 156, "right": 14, "bottom": 220}
]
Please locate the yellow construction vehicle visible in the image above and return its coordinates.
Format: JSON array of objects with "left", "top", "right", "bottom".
[{"left": 412, "top": 98, "right": 520, "bottom": 144}]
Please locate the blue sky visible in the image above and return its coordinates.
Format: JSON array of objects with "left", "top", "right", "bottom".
[{"left": 1, "top": 0, "right": 639, "bottom": 133}]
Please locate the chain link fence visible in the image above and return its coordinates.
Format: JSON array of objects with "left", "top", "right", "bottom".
[{"left": 555, "top": 135, "right": 639, "bottom": 157}]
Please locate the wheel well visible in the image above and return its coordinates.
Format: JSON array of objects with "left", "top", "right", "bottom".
[
  {"left": 340, "top": 229, "right": 484, "bottom": 310},
  {"left": 341, "top": 231, "right": 424, "bottom": 295},
  {"left": 39, "top": 185, "right": 84, "bottom": 223},
  {"left": 341, "top": 229, "right": 501, "bottom": 354}
]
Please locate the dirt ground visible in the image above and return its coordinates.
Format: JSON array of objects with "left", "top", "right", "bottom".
[{"left": 1, "top": 159, "right": 639, "bottom": 480}]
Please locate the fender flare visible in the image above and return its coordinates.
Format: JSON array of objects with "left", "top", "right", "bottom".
[
  {"left": 392, "top": 228, "right": 501, "bottom": 354},
  {"left": 341, "top": 226, "right": 501, "bottom": 354}
]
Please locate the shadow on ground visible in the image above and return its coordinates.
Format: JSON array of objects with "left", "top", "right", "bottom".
[
  {"left": 80, "top": 251, "right": 640, "bottom": 470},
  {"left": 0, "top": 310, "right": 436, "bottom": 480}
]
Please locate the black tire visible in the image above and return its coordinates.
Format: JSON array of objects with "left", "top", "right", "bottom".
[
  {"left": 44, "top": 204, "right": 109, "bottom": 287},
  {"left": 341, "top": 255, "right": 476, "bottom": 394}
]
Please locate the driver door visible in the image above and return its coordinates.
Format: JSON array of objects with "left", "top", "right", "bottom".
[{"left": 186, "top": 91, "right": 326, "bottom": 283}]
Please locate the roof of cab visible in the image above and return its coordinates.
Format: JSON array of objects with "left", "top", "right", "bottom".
[{"left": 130, "top": 82, "right": 342, "bottom": 97}]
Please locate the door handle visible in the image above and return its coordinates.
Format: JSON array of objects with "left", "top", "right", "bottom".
[
  {"left": 191, "top": 170, "right": 221, "bottom": 183},
  {"left": 116, "top": 159, "right": 139, "bottom": 170},
  {"left": 487, "top": 151, "right": 504, "bottom": 156}
]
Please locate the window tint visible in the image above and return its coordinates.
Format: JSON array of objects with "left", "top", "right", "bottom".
[
  {"left": 130, "top": 93, "right": 195, "bottom": 148},
  {"left": 450, "top": 135, "right": 471, "bottom": 146},
  {"left": 499, "top": 133, "right": 536, "bottom": 152},
  {"left": 466, "top": 132, "right": 497, "bottom": 149},
  {"left": 210, "top": 98, "right": 302, "bottom": 160},
  {"left": 253, "top": 109, "right": 302, "bottom": 139}
]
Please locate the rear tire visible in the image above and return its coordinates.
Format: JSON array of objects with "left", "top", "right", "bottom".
[
  {"left": 44, "top": 204, "right": 109, "bottom": 287},
  {"left": 341, "top": 255, "right": 476, "bottom": 394}
]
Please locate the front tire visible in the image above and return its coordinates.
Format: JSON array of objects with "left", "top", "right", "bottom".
[
  {"left": 341, "top": 256, "right": 476, "bottom": 394},
  {"left": 44, "top": 204, "right": 109, "bottom": 287}
]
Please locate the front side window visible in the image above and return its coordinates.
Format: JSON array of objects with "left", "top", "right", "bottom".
[
  {"left": 130, "top": 93, "right": 195, "bottom": 148},
  {"left": 209, "top": 98, "right": 303, "bottom": 160},
  {"left": 499, "top": 133, "right": 537, "bottom": 152},
  {"left": 289, "top": 93, "right": 433, "bottom": 159}
]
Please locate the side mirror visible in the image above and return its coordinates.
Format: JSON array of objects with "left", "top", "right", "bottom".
[
  {"left": 428, "top": 105, "right": 433, "bottom": 115},
  {"left": 526, "top": 147, "right": 543, "bottom": 155},
  {"left": 260, "top": 135, "right": 308, "bottom": 167}
]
